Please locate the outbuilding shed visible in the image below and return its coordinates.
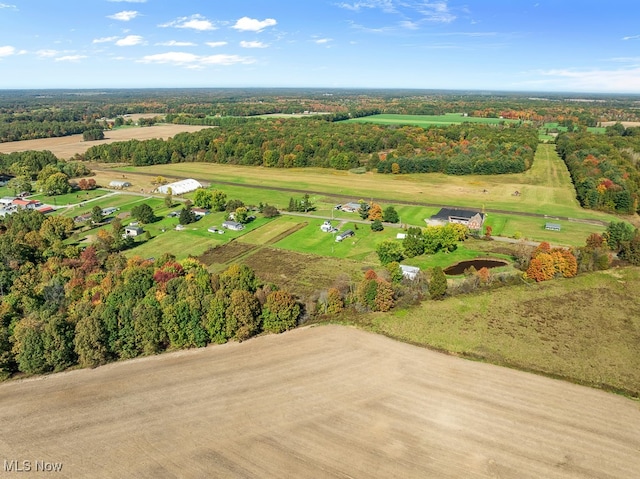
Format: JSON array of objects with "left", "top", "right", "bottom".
[
  {"left": 109, "top": 180, "right": 131, "bottom": 189},
  {"left": 156, "top": 179, "right": 202, "bottom": 195}
]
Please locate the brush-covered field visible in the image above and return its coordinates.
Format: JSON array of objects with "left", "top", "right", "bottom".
[{"left": 361, "top": 267, "right": 640, "bottom": 396}]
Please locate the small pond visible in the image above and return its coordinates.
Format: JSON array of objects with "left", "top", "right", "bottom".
[{"left": 444, "top": 259, "right": 509, "bottom": 276}]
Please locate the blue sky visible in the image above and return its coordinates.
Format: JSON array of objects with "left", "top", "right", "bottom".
[{"left": 1, "top": 0, "right": 639, "bottom": 93}]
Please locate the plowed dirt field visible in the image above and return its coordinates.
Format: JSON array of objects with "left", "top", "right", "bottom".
[{"left": 1, "top": 325, "right": 639, "bottom": 478}]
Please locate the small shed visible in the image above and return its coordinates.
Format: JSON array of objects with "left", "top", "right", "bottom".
[
  {"left": 335, "top": 230, "right": 355, "bottom": 242},
  {"left": 109, "top": 180, "right": 131, "bottom": 189},
  {"left": 400, "top": 265, "right": 420, "bottom": 280},
  {"left": 124, "top": 226, "right": 144, "bottom": 237},
  {"left": 545, "top": 223, "right": 561, "bottom": 232}
]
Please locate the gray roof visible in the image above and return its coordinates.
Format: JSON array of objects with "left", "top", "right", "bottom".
[{"left": 430, "top": 208, "right": 484, "bottom": 221}]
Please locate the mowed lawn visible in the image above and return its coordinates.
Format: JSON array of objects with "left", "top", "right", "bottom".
[
  {"left": 274, "top": 216, "right": 398, "bottom": 262},
  {"left": 113, "top": 144, "right": 621, "bottom": 223}
]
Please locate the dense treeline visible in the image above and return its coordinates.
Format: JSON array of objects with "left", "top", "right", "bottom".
[
  {"left": 556, "top": 125, "right": 640, "bottom": 213},
  {"left": 0, "top": 106, "right": 106, "bottom": 143},
  {"left": 376, "top": 123, "right": 538, "bottom": 175},
  {"left": 2, "top": 89, "right": 640, "bottom": 144},
  {"left": 0, "top": 150, "right": 91, "bottom": 191},
  {"left": 0, "top": 209, "right": 301, "bottom": 379},
  {"left": 82, "top": 118, "right": 538, "bottom": 174}
]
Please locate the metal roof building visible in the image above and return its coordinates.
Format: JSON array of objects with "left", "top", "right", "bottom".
[{"left": 155, "top": 179, "right": 202, "bottom": 195}]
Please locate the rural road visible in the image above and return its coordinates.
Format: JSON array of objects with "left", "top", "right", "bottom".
[{"left": 1, "top": 325, "right": 638, "bottom": 478}]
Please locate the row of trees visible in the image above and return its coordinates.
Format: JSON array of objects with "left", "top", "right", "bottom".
[{"left": 556, "top": 130, "right": 640, "bottom": 213}]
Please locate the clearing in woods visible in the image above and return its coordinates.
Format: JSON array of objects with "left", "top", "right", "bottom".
[{"left": 0, "top": 325, "right": 638, "bottom": 479}]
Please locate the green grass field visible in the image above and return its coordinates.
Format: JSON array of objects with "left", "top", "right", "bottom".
[
  {"left": 114, "top": 144, "right": 622, "bottom": 224},
  {"left": 347, "top": 113, "right": 521, "bottom": 127},
  {"left": 274, "top": 216, "right": 398, "bottom": 262}
]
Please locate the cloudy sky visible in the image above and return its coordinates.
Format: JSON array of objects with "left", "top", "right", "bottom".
[{"left": 0, "top": 0, "right": 639, "bottom": 93}]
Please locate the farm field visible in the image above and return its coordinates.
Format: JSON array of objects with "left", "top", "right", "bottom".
[
  {"left": 0, "top": 123, "right": 210, "bottom": 160},
  {"left": 1, "top": 324, "right": 639, "bottom": 478},
  {"left": 346, "top": 113, "right": 521, "bottom": 126},
  {"left": 107, "top": 144, "right": 622, "bottom": 223}
]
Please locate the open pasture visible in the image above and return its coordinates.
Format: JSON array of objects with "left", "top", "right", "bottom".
[
  {"left": 112, "top": 144, "right": 620, "bottom": 224},
  {"left": 346, "top": 113, "right": 520, "bottom": 127},
  {"left": 369, "top": 267, "right": 640, "bottom": 397}
]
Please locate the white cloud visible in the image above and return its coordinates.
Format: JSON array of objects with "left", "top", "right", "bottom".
[
  {"left": 160, "top": 14, "right": 216, "bottom": 31},
  {"left": 0, "top": 45, "right": 15, "bottom": 57},
  {"left": 532, "top": 67, "right": 640, "bottom": 93},
  {"left": 417, "top": 2, "right": 456, "bottom": 23},
  {"left": 623, "top": 34, "right": 640, "bottom": 41},
  {"left": 240, "top": 40, "right": 268, "bottom": 49},
  {"left": 55, "top": 55, "right": 86, "bottom": 62},
  {"left": 314, "top": 38, "right": 332, "bottom": 44},
  {"left": 36, "top": 49, "right": 58, "bottom": 57},
  {"left": 337, "top": 1, "right": 396, "bottom": 13},
  {"left": 140, "top": 52, "right": 199, "bottom": 64},
  {"left": 399, "top": 20, "right": 419, "bottom": 30},
  {"left": 156, "top": 40, "right": 196, "bottom": 47},
  {"left": 116, "top": 35, "right": 144, "bottom": 46},
  {"left": 206, "top": 41, "right": 228, "bottom": 48},
  {"left": 0, "top": 3, "right": 17, "bottom": 9},
  {"left": 232, "top": 17, "right": 277, "bottom": 32},
  {"left": 139, "top": 51, "right": 254, "bottom": 67},
  {"left": 201, "top": 54, "right": 255, "bottom": 65},
  {"left": 93, "top": 36, "right": 119, "bottom": 44},
  {"left": 108, "top": 10, "right": 139, "bottom": 21}
]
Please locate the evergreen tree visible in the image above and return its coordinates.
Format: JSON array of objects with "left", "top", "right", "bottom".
[{"left": 429, "top": 267, "right": 447, "bottom": 300}]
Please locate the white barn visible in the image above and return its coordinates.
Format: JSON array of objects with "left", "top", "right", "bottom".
[{"left": 156, "top": 179, "right": 202, "bottom": 195}]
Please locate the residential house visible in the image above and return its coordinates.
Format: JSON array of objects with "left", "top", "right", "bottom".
[
  {"left": 427, "top": 208, "right": 485, "bottom": 230},
  {"left": 320, "top": 221, "right": 335, "bottom": 232},
  {"left": 192, "top": 208, "right": 209, "bottom": 218},
  {"left": 340, "top": 202, "right": 362, "bottom": 213},
  {"left": 12, "top": 199, "right": 40, "bottom": 210},
  {"left": 222, "top": 221, "right": 244, "bottom": 231}
]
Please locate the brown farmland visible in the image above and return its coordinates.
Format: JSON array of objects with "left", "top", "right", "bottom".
[
  {"left": 1, "top": 325, "right": 639, "bottom": 478},
  {"left": 0, "top": 124, "right": 211, "bottom": 159}
]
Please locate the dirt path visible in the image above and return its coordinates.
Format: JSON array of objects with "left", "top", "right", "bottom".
[{"left": 0, "top": 325, "right": 638, "bottom": 478}]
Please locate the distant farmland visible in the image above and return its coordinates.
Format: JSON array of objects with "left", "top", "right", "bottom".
[{"left": 346, "top": 113, "right": 521, "bottom": 127}]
